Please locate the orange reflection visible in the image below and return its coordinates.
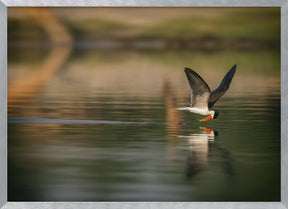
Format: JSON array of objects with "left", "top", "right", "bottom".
[{"left": 8, "top": 8, "right": 74, "bottom": 137}]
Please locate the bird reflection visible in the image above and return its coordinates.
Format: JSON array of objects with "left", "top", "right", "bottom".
[
  {"left": 179, "top": 127, "right": 235, "bottom": 180},
  {"left": 178, "top": 127, "right": 216, "bottom": 178}
]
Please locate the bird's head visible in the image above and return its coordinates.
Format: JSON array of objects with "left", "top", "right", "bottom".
[{"left": 200, "top": 109, "right": 219, "bottom": 121}]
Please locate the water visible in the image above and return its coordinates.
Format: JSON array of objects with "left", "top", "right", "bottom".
[{"left": 8, "top": 47, "right": 280, "bottom": 201}]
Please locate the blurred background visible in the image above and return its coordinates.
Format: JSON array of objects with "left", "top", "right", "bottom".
[{"left": 8, "top": 7, "right": 280, "bottom": 201}]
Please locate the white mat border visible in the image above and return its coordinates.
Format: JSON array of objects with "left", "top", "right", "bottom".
[{"left": 1, "top": 1, "right": 287, "bottom": 208}]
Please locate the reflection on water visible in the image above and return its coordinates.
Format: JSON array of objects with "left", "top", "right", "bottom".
[
  {"left": 182, "top": 127, "right": 217, "bottom": 179},
  {"left": 8, "top": 8, "right": 73, "bottom": 105},
  {"left": 182, "top": 127, "right": 235, "bottom": 180},
  {"left": 8, "top": 48, "right": 280, "bottom": 201}
]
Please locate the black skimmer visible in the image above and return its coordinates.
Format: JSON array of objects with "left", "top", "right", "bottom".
[{"left": 176, "top": 65, "right": 236, "bottom": 121}]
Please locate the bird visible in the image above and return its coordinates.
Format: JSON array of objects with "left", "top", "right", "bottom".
[{"left": 176, "top": 64, "right": 237, "bottom": 121}]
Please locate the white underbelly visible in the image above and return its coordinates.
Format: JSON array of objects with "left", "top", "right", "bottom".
[{"left": 187, "top": 107, "right": 210, "bottom": 115}]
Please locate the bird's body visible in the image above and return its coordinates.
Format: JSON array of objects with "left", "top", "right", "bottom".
[{"left": 176, "top": 65, "right": 237, "bottom": 121}]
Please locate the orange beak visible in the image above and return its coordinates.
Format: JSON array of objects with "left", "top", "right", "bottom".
[
  {"left": 200, "top": 127, "right": 213, "bottom": 133},
  {"left": 200, "top": 115, "right": 212, "bottom": 122}
]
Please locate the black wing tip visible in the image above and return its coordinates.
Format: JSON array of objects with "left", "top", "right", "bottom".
[
  {"left": 184, "top": 67, "right": 192, "bottom": 72},
  {"left": 186, "top": 65, "right": 236, "bottom": 71},
  {"left": 185, "top": 65, "right": 237, "bottom": 75},
  {"left": 184, "top": 67, "right": 199, "bottom": 76},
  {"left": 228, "top": 64, "right": 237, "bottom": 75},
  {"left": 184, "top": 67, "right": 195, "bottom": 76},
  {"left": 184, "top": 67, "right": 199, "bottom": 78}
]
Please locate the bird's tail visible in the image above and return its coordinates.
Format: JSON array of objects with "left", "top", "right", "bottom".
[{"left": 174, "top": 107, "right": 190, "bottom": 111}]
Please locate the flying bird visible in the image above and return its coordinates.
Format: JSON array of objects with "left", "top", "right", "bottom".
[{"left": 176, "top": 65, "right": 237, "bottom": 121}]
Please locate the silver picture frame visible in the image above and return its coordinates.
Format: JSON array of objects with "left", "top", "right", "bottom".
[{"left": 1, "top": 0, "right": 287, "bottom": 208}]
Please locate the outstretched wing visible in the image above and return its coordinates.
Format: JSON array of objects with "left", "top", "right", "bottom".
[
  {"left": 208, "top": 64, "right": 237, "bottom": 108},
  {"left": 184, "top": 67, "right": 211, "bottom": 109}
]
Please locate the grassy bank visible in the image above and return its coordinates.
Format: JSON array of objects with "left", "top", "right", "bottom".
[{"left": 8, "top": 7, "right": 280, "bottom": 50}]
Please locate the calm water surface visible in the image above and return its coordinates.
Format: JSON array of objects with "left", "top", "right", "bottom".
[{"left": 8, "top": 48, "right": 280, "bottom": 201}]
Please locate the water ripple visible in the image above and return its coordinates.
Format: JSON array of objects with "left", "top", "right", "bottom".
[{"left": 8, "top": 117, "right": 170, "bottom": 125}]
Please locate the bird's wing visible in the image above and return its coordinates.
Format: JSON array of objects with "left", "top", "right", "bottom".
[
  {"left": 208, "top": 64, "right": 237, "bottom": 108},
  {"left": 184, "top": 67, "right": 211, "bottom": 109}
]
